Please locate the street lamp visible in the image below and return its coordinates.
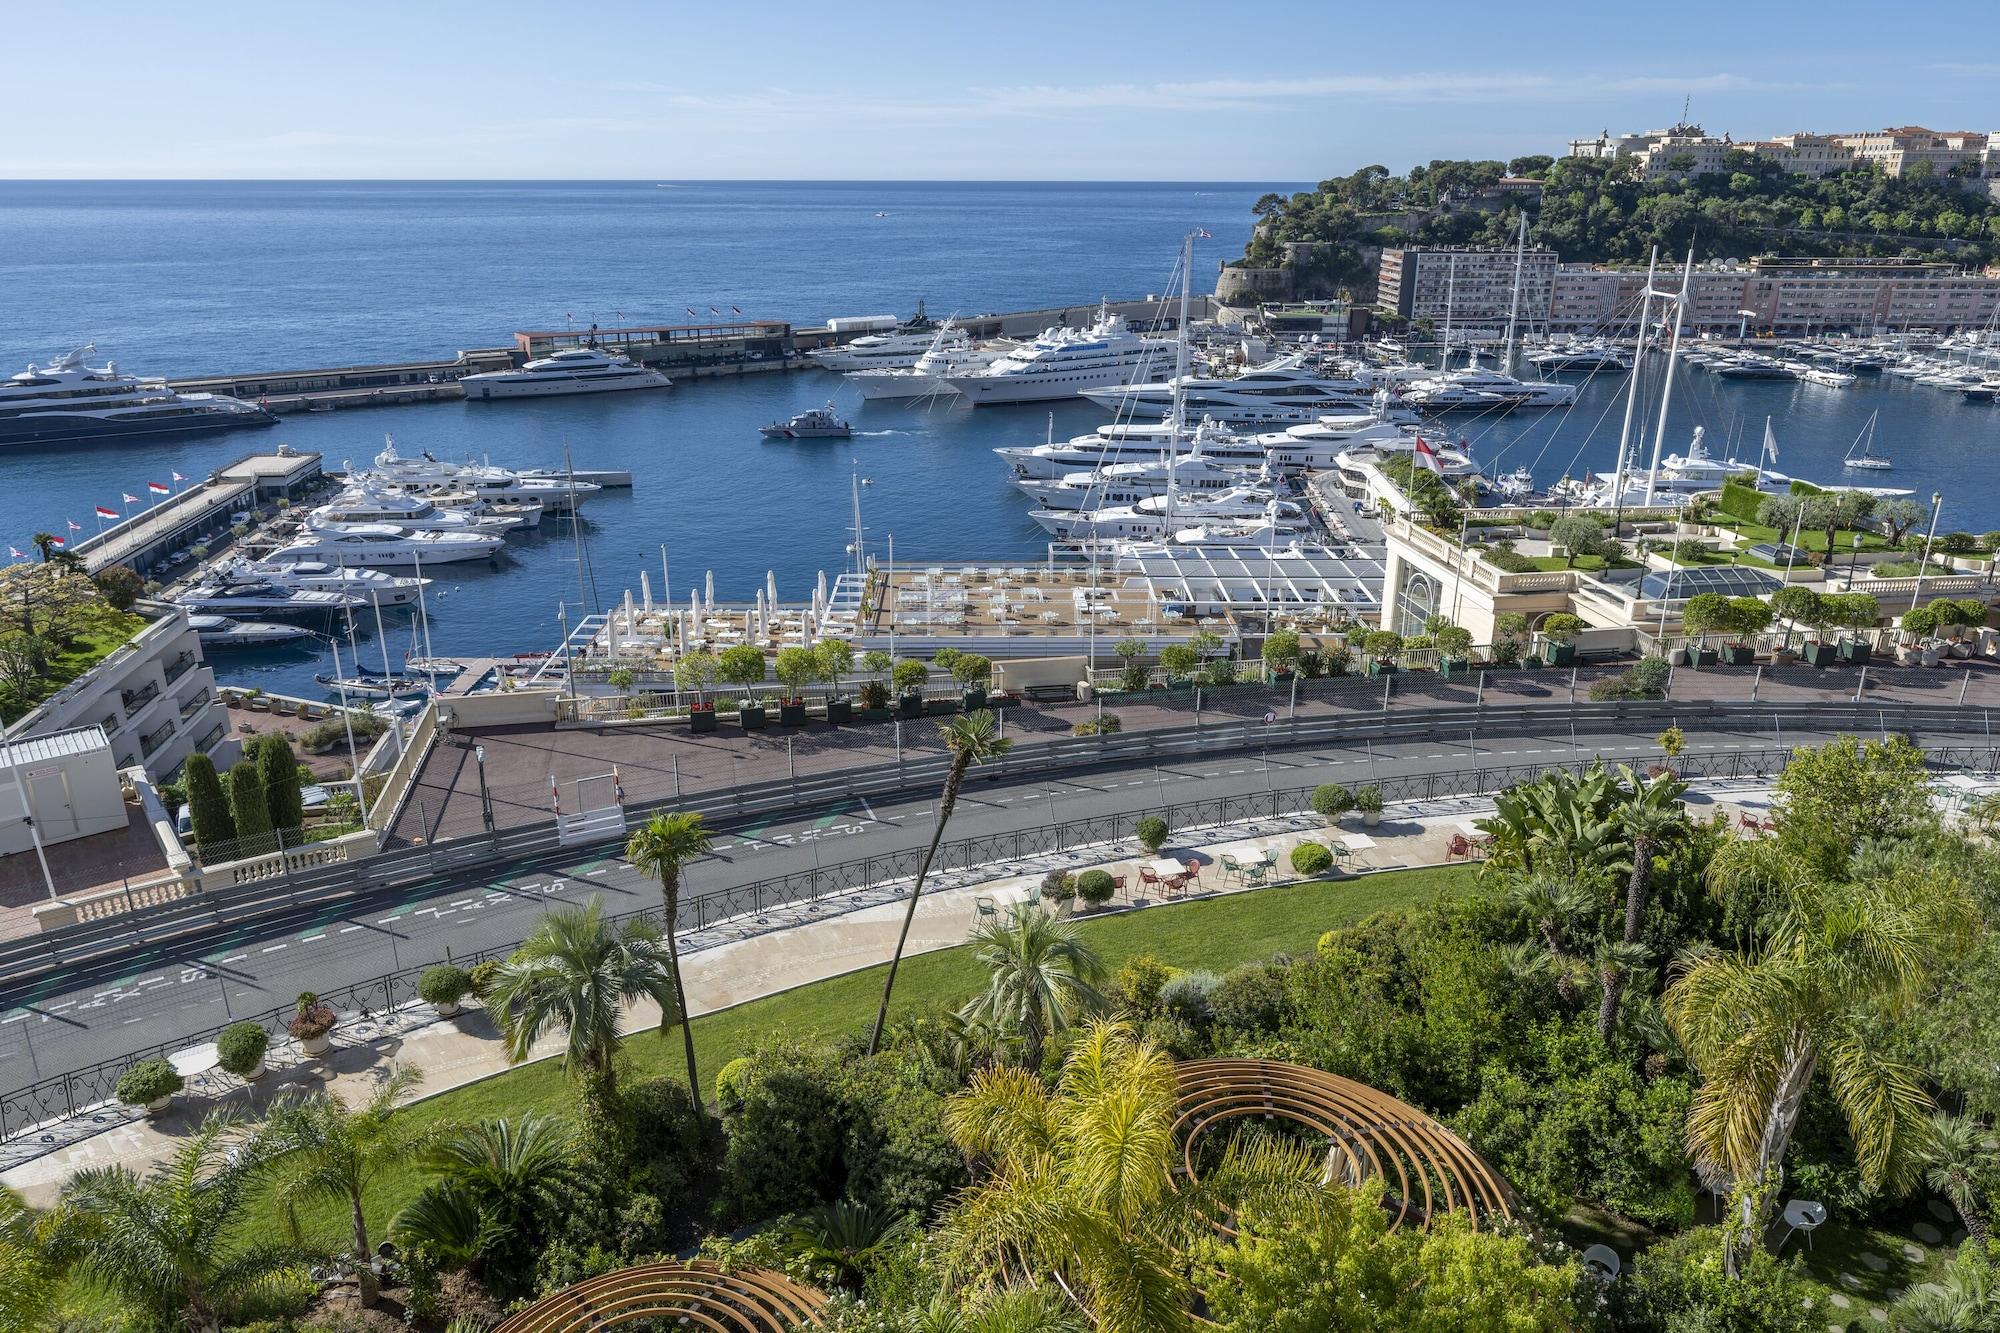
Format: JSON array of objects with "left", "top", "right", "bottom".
[
  {"left": 474, "top": 743, "right": 495, "bottom": 838},
  {"left": 1912, "top": 490, "right": 1945, "bottom": 609}
]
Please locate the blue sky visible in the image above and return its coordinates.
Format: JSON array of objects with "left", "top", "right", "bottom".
[{"left": 4, "top": 0, "right": 1995, "bottom": 179}]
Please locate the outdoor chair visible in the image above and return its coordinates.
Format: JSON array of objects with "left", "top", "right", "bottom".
[
  {"left": 1219, "top": 853, "right": 1244, "bottom": 882},
  {"left": 1242, "top": 861, "right": 1269, "bottom": 887},
  {"left": 1259, "top": 848, "right": 1279, "bottom": 870},
  {"left": 1111, "top": 874, "right": 1127, "bottom": 900},
  {"left": 973, "top": 896, "right": 997, "bottom": 924},
  {"left": 1139, "top": 867, "right": 1162, "bottom": 891},
  {"left": 1024, "top": 882, "right": 1041, "bottom": 908},
  {"left": 1165, "top": 873, "right": 1189, "bottom": 899},
  {"left": 1182, "top": 858, "right": 1201, "bottom": 886},
  {"left": 1446, "top": 834, "right": 1472, "bottom": 862}
]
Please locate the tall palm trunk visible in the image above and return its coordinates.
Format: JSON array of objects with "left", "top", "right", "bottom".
[
  {"left": 867, "top": 761, "right": 969, "bottom": 1056},
  {"left": 1955, "top": 1191, "right": 1990, "bottom": 1246},
  {"left": 350, "top": 1191, "right": 377, "bottom": 1304},
  {"left": 1596, "top": 967, "right": 1625, "bottom": 1043},
  {"left": 1725, "top": 1035, "right": 1816, "bottom": 1277},
  {"left": 1598, "top": 835, "right": 1656, "bottom": 1042},
  {"left": 658, "top": 868, "right": 706, "bottom": 1131}
]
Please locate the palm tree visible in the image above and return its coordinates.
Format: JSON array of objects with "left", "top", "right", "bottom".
[
  {"left": 624, "top": 810, "right": 714, "bottom": 1128},
  {"left": 1598, "top": 771, "right": 1688, "bottom": 1041},
  {"left": 390, "top": 1116, "right": 573, "bottom": 1284},
  {"left": 258, "top": 1065, "right": 434, "bottom": 1302},
  {"left": 1924, "top": 1114, "right": 1996, "bottom": 1246},
  {"left": 0, "top": 1187, "right": 59, "bottom": 1333},
  {"left": 61, "top": 1115, "right": 315, "bottom": 1332},
  {"left": 485, "top": 897, "right": 682, "bottom": 1127},
  {"left": 786, "top": 1200, "right": 917, "bottom": 1290},
  {"left": 868, "top": 710, "right": 1011, "bottom": 1056},
  {"left": 958, "top": 904, "right": 1107, "bottom": 1068},
  {"left": 1891, "top": 1259, "right": 1996, "bottom": 1333},
  {"left": 1665, "top": 865, "right": 1974, "bottom": 1276}
]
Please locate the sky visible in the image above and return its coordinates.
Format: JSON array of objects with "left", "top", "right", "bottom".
[{"left": 3, "top": 0, "right": 1996, "bottom": 180}]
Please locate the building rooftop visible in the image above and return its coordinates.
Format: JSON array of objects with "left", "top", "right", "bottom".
[
  {"left": 1639, "top": 566, "right": 1784, "bottom": 600},
  {"left": 3, "top": 723, "right": 110, "bottom": 764}
]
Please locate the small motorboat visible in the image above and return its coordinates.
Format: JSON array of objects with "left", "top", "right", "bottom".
[
  {"left": 188, "top": 614, "right": 317, "bottom": 648},
  {"left": 316, "top": 672, "right": 428, "bottom": 700},
  {"left": 759, "top": 405, "right": 852, "bottom": 439}
]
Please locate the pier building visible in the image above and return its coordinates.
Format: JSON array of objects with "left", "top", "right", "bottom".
[{"left": 75, "top": 448, "right": 327, "bottom": 580}]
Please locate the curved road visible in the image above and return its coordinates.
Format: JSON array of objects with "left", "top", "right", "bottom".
[{"left": 0, "top": 712, "right": 1953, "bottom": 1100}]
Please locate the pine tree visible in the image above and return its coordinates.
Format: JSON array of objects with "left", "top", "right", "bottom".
[
  {"left": 227, "top": 759, "right": 275, "bottom": 856},
  {"left": 181, "top": 752, "right": 234, "bottom": 850},
  {"left": 255, "top": 733, "right": 304, "bottom": 835}
]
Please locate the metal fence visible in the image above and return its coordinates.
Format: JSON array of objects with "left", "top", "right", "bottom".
[{"left": 8, "top": 737, "right": 1999, "bottom": 1146}]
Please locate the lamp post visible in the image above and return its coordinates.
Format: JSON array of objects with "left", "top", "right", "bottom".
[
  {"left": 1912, "top": 490, "right": 1944, "bottom": 610},
  {"left": 475, "top": 743, "right": 495, "bottom": 839}
]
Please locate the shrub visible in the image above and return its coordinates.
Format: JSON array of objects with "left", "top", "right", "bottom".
[
  {"left": 1939, "top": 530, "right": 1976, "bottom": 555},
  {"left": 859, "top": 679, "right": 890, "bottom": 710},
  {"left": 1135, "top": 815, "right": 1169, "bottom": 854},
  {"left": 1112, "top": 955, "right": 1178, "bottom": 1015},
  {"left": 1525, "top": 510, "right": 1557, "bottom": 531},
  {"left": 1041, "top": 870, "right": 1077, "bottom": 904},
  {"left": 948, "top": 652, "right": 992, "bottom": 687},
  {"left": 1072, "top": 713, "right": 1122, "bottom": 736},
  {"left": 611, "top": 1074, "right": 709, "bottom": 1205},
  {"left": 216, "top": 1021, "right": 269, "bottom": 1077},
  {"left": 1632, "top": 655, "right": 1671, "bottom": 694},
  {"left": 1310, "top": 783, "right": 1355, "bottom": 823},
  {"left": 1353, "top": 784, "right": 1383, "bottom": 814},
  {"left": 718, "top": 644, "right": 768, "bottom": 697},
  {"left": 1434, "top": 625, "right": 1473, "bottom": 659},
  {"left": 1075, "top": 869, "right": 1117, "bottom": 907},
  {"left": 891, "top": 659, "right": 929, "bottom": 694},
  {"left": 467, "top": 959, "right": 503, "bottom": 998},
  {"left": 255, "top": 733, "right": 304, "bottom": 834},
  {"left": 93, "top": 564, "right": 144, "bottom": 610},
  {"left": 116, "top": 1058, "right": 183, "bottom": 1106},
  {"left": 1210, "top": 962, "right": 1289, "bottom": 1037},
  {"left": 182, "top": 751, "right": 234, "bottom": 848},
  {"left": 1612, "top": 1226, "right": 1817, "bottom": 1333},
  {"left": 419, "top": 964, "right": 474, "bottom": 1007},
  {"left": 1261, "top": 629, "right": 1302, "bottom": 675},
  {"left": 227, "top": 759, "right": 275, "bottom": 856},
  {"left": 1539, "top": 613, "right": 1586, "bottom": 645},
  {"left": 773, "top": 646, "right": 819, "bottom": 697},
  {"left": 289, "top": 993, "right": 337, "bottom": 1042},
  {"left": 1362, "top": 630, "right": 1403, "bottom": 660},
  {"left": 714, "top": 1056, "right": 756, "bottom": 1117},
  {"left": 607, "top": 667, "right": 636, "bottom": 693},
  {"left": 1119, "top": 661, "right": 1149, "bottom": 691},
  {"left": 1494, "top": 611, "right": 1529, "bottom": 639},
  {"left": 1290, "top": 842, "right": 1334, "bottom": 876},
  {"left": 1160, "top": 970, "right": 1221, "bottom": 1029}
]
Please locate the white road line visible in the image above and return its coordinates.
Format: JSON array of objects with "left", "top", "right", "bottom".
[
  {"left": 222, "top": 954, "right": 248, "bottom": 963},
  {"left": 261, "top": 944, "right": 287, "bottom": 954},
  {"left": 587, "top": 868, "right": 608, "bottom": 877},
  {"left": 376, "top": 915, "right": 402, "bottom": 924},
  {"left": 302, "top": 934, "right": 326, "bottom": 943},
  {"left": 338, "top": 926, "right": 362, "bottom": 934}
]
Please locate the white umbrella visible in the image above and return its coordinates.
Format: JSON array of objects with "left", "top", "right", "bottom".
[
  {"left": 816, "top": 569, "right": 828, "bottom": 608},
  {"left": 755, "top": 590, "right": 765, "bottom": 641},
  {"left": 640, "top": 571, "right": 653, "bottom": 613},
  {"left": 766, "top": 569, "right": 778, "bottom": 609},
  {"left": 704, "top": 570, "right": 715, "bottom": 613},
  {"left": 623, "top": 589, "right": 636, "bottom": 638}
]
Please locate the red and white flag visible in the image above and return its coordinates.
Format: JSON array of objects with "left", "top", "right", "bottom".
[
  {"left": 120, "top": 492, "right": 139, "bottom": 505},
  {"left": 49, "top": 535, "right": 64, "bottom": 548},
  {"left": 95, "top": 505, "right": 118, "bottom": 519},
  {"left": 1413, "top": 436, "right": 1444, "bottom": 475},
  {"left": 731, "top": 305, "right": 742, "bottom": 315},
  {"left": 147, "top": 481, "right": 170, "bottom": 495},
  {"left": 686, "top": 307, "right": 698, "bottom": 319},
  {"left": 8, "top": 547, "right": 23, "bottom": 559},
  {"left": 66, "top": 519, "right": 80, "bottom": 532},
  {"left": 171, "top": 471, "right": 187, "bottom": 483}
]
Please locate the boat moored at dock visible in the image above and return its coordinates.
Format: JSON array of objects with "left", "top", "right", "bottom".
[
  {"left": 459, "top": 347, "right": 671, "bottom": 399},
  {"left": 0, "top": 345, "right": 275, "bottom": 446}
]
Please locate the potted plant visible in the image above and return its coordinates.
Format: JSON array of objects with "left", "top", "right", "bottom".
[
  {"left": 419, "top": 964, "right": 474, "bottom": 1018},
  {"left": 1136, "top": 815, "right": 1169, "bottom": 856},
  {"left": 1540, "top": 614, "right": 1585, "bottom": 667},
  {"left": 1799, "top": 595, "right": 1845, "bottom": 669},
  {"left": 678, "top": 649, "right": 720, "bottom": 733},
  {"left": 951, "top": 651, "right": 993, "bottom": 711},
  {"left": 289, "top": 991, "right": 338, "bottom": 1056},
  {"left": 773, "top": 646, "right": 817, "bottom": 727},
  {"left": 216, "top": 1021, "right": 270, "bottom": 1081},
  {"left": 117, "top": 1058, "right": 183, "bottom": 1115},
  {"left": 718, "top": 644, "right": 768, "bottom": 730},
  {"left": 1834, "top": 592, "right": 1881, "bottom": 664},
  {"left": 1434, "top": 625, "right": 1474, "bottom": 675},
  {"left": 1113, "top": 637, "right": 1150, "bottom": 692},
  {"left": 1722, "top": 596, "right": 1771, "bottom": 666},
  {"left": 1261, "top": 628, "right": 1302, "bottom": 682},
  {"left": 1491, "top": 612, "right": 1529, "bottom": 670},
  {"left": 1362, "top": 630, "right": 1403, "bottom": 676},
  {"left": 858, "top": 679, "right": 891, "bottom": 720},
  {"left": 1290, "top": 842, "right": 1335, "bottom": 877},
  {"left": 1899, "top": 603, "right": 1940, "bottom": 665},
  {"left": 1042, "top": 870, "right": 1078, "bottom": 917},
  {"left": 1770, "top": 586, "right": 1820, "bottom": 664},
  {"left": 1355, "top": 784, "right": 1384, "bottom": 827},
  {"left": 892, "top": 658, "right": 929, "bottom": 717},
  {"left": 1311, "top": 783, "right": 1355, "bottom": 828},
  {"left": 817, "top": 638, "right": 855, "bottom": 724},
  {"left": 1679, "top": 592, "right": 1728, "bottom": 667},
  {"left": 1075, "top": 869, "right": 1117, "bottom": 912},
  {"left": 1158, "top": 642, "right": 1200, "bottom": 688}
]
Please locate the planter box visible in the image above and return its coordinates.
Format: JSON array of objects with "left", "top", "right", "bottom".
[
  {"left": 145, "top": 1094, "right": 173, "bottom": 1115},
  {"left": 825, "top": 698, "right": 853, "bottom": 725},
  {"left": 1802, "top": 641, "right": 1839, "bottom": 669},
  {"left": 689, "top": 707, "right": 717, "bottom": 734},
  {"left": 1723, "top": 645, "right": 1757, "bottom": 667},
  {"left": 1370, "top": 661, "right": 1397, "bottom": 677},
  {"left": 1694, "top": 648, "right": 1720, "bottom": 667},
  {"left": 1544, "top": 643, "right": 1576, "bottom": 668},
  {"left": 898, "top": 694, "right": 924, "bottom": 719},
  {"left": 433, "top": 1001, "right": 461, "bottom": 1019},
  {"left": 1522, "top": 656, "right": 1545, "bottom": 671},
  {"left": 778, "top": 701, "right": 808, "bottom": 727},
  {"left": 739, "top": 704, "right": 768, "bottom": 731},
  {"left": 1361, "top": 810, "right": 1382, "bottom": 827},
  {"left": 299, "top": 1033, "right": 333, "bottom": 1057},
  {"left": 860, "top": 706, "right": 892, "bottom": 722},
  {"left": 962, "top": 687, "right": 988, "bottom": 711},
  {"left": 924, "top": 697, "right": 960, "bottom": 716},
  {"left": 1670, "top": 649, "right": 1692, "bottom": 667},
  {"left": 1441, "top": 657, "right": 1469, "bottom": 676},
  {"left": 1837, "top": 640, "right": 1871, "bottom": 666}
]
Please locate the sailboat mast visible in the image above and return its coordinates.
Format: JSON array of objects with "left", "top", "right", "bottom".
[
  {"left": 1609, "top": 247, "right": 1659, "bottom": 527},
  {"left": 1504, "top": 211, "right": 1527, "bottom": 370},
  {"left": 1168, "top": 230, "right": 1194, "bottom": 530},
  {"left": 414, "top": 548, "right": 436, "bottom": 666},
  {"left": 1642, "top": 244, "right": 1696, "bottom": 508}
]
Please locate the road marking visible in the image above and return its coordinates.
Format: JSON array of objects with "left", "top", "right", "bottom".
[
  {"left": 261, "top": 944, "right": 287, "bottom": 954},
  {"left": 377, "top": 914, "right": 404, "bottom": 924},
  {"left": 301, "top": 933, "right": 327, "bottom": 943},
  {"left": 222, "top": 954, "right": 248, "bottom": 964},
  {"left": 339, "top": 926, "right": 363, "bottom": 934}
]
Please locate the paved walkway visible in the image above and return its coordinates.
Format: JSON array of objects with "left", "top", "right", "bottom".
[{"left": 0, "top": 776, "right": 1816, "bottom": 1205}]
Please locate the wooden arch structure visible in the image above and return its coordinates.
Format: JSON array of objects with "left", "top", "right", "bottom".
[
  {"left": 1172, "top": 1058, "right": 1513, "bottom": 1232},
  {"left": 492, "top": 1259, "right": 829, "bottom": 1333}
]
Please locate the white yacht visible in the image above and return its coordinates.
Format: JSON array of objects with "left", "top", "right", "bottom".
[
  {"left": 845, "top": 323, "right": 1005, "bottom": 399},
  {"left": 1526, "top": 340, "right": 1632, "bottom": 373},
  {"left": 1405, "top": 358, "right": 1578, "bottom": 411},
  {"left": 363, "top": 438, "right": 600, "bottom": 512},
  {"left": 0, "top": 345, "right": 275, "bottom": 445},
  {"left": 266, "top": 524, "right": 505, "bottom": 567},
  {"left": 217, "top": 558, "right": 429, "bottom": 607},
  {"left": 1077, "top": 352, "right": 1378, "bottom": 425},
  {"left": 1557, "top": 426, "right": 1792, "bottom": 508},
  {"left": 309, "top": 486, "right": 524, "bottom": 533},
  {"left": 940, "top": 305, "right": 1175, "bottom": 405},
  {"left": 1326, "top": 436, "right": 1483, "bottom": 494},
  {"left": 459, "top": 348, "right": 671, "bottom": 400},
  {"left": 810, "top": 324, "right": 968, "bottom": 373},
  {"left": 188, "top": 615, "right": 316, "bottom": 648},
  {"left": 172, "top": 577, "right": 363, "bottom": 619},
  {"left": 759, "top": 405, "right": 852, "bottom": 438},
  {"left": 1030, "top": 485, "right": 1309, "bottom": 541},
  {"left": 1013, "top": 453, "right": 1262, "bottom": 510},
  {"left": 996, "top": 413, "right": 1410, "bottom": 480}
]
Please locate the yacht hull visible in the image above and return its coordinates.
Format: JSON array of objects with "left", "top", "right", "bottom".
[
  {"left": 462, "top": 373, "right": 671, "bottom": 400},
  {"left": 0, "top": 407, "right": 276, "bottom": 446}
]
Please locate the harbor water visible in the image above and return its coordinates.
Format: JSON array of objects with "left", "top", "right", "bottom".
[{"left": 3, "top": 182, "right": 1998, "bottom": 699}]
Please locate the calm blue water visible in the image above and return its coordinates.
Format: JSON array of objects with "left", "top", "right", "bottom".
[{"left": 2, "top": 181, "right": 1997, "bottom": 698}]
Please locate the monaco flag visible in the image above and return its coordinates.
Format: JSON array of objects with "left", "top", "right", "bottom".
[
  {"left": 1413, "top": 436, "right": 1444, "bottom": 475},
  {"left": 95, "top": 505, "right": 118, "bottom": 519},
  {"left": 148, "top": 481, "right": 170, "bottom": 495}
]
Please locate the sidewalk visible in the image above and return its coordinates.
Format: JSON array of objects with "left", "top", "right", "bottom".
[{"left": 0, "top": 777, "right": 1823, "bottom": 1205}]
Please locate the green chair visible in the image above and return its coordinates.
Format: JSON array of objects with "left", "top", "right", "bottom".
[
  {"left": 1243, "top": 861, "right": 1269, "bottom": 887},
  {"left": 1219, "top": 853, "right": 1245, "bottom": 882}
]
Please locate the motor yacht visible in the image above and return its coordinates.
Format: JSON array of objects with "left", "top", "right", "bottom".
[
  {"left": 315, "top": 672, "right": 429, "bottom": 700},
  {"left": 1405, "top": 360, "right": 1578, "bottom": 411},
  {"left": 1076, "top": 352, "right": 1377, "bottom": 425},
  {"left": 265, "top": 524, "right": 505, "bottom": 567},
  {"left": 1013, "top": 453, "right": 1263, "bottom": 510},
  {"left": 459, "top": 347, "right": 671, "bottom": 399},
  {"left": 1526, "top": 340, "right": 1632, "bottom": 373},
  {"left": 1712, "top": 355, "right": 1797, "bottom": 380},
  {"left": 363, "top": 438, "right": 600, "bottom": 512},
  {"left": 845, "top": 323, "right": 1006, "bottom": 399},
  {"left": 995, "top": 413, "right": 1410, "bottom": 480},
  {"left": 172, "top": 577, "right": 363, "bottom": 619},
  {"left": 759, "top": 405, "right": 852, "bottom": 438},
  {"left": 216, "top": 558, "right": 429, "bottom": 606},
  {"left": 188, "top": 614, "right": 317, "bottom": 648},
  {"left": 1555, "top": 426, "right": 1792, "bottom": 507},
  {"left": 1030, "top": 485, "right": 1310, "bottom": 541},
  {"left": 810, "top": 323, "right": 971, "bottom": 373},
  {"left": 421, "top": 491, "right": 544, "bottom": 529},
  {"left": 0, "top": 345, "right": 274, "bottom": 445},
  {"left": 309, "top": 486, "right": 524, "bottom": 533},
  {"left": 940, "top": 304, "right": 1175, "bottom": 405}
]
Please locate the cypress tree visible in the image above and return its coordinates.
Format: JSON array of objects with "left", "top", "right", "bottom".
[
  {"left": 227, "top": 760, "right": 275, "bottom": 857},
  {"left": 256, "top": 733, "right": 304, "bottom": 835},
  {"left": 182, "top": 752, "right": 234, "bottom": 850}
]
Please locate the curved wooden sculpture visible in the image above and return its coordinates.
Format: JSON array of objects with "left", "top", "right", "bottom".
[
  {"left": 1173, "top": 1057, "right": 1512, "bottom": 1232},
  {"left": 493, "top": 1259, "right": 829, "bottom": 1333}
]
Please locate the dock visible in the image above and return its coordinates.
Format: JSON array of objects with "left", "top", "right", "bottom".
[{"left": 73, "top": 449, "right": 328, "bottom": 578}]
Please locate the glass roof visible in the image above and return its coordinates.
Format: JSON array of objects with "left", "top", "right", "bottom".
[{"left": 1639, "top": 565, "right": 1785, "bottom": 600}]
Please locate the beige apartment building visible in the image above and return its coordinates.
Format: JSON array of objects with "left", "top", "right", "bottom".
[
  {"left": 1545, "top": 257, "right": 2000, "bottom": 335},
  {"left": 1376, "top": 245, "right": 1557, "bottom": 329},
  {"left": 1568, "top": 122, "right": 1995, "bottom": 180}
]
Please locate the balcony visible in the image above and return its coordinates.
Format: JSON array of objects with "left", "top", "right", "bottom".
[
  {"left": 139, "top": 719, "right": 177, "bottom": 758},
  {"left": 163, "top": 652, "right": 197, "bottom": 685},
  {"left": 178, "top": 689, "right": 210, "bottom": 722},
  {"left": 196, "top": 721, "right": 227, "bottom": 753},
  {"left": 120, "top": 680, "right": 159, "bottom": 714}
]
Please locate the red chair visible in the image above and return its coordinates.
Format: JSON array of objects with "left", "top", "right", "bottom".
[
  {"left": 1182, "top": 857, "right": 1202, "bottom": 886},
  {"left": 1139, "top": 867, "right": 1162, "bottom": 892},
  {"left": 1446, "top": 834, "right": 1472, "bottom": 862},
  {"left": 1165, "top": 873, "right": 1189, "bottom": 899},
  {"left": 1738, "top": 812, "right": 1763, "bottom": 835},
  {"left": 1111, "top": 875, "right": 1127, "bottom": 900}
]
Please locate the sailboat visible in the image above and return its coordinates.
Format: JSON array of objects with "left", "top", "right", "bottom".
[{"left": 1843, "top": 411, "right": 1894, "bottom": 471}]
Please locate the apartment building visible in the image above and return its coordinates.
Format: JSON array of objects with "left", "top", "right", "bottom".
[
  {"left": 1569, "top": 122, "right": 1995, "bottom": 180},
  {"left": 1376, "top": 245, "right": 1557, "bottom": 328},
  {"left": 1836, "top": 127, "right": 1989, "bottom": 177},
  {"left": 4, "top": 604, "right": 237, "bottom": 782},
  {"left": 1546, "top": 257, "right": 2000, "bottom": 335}
]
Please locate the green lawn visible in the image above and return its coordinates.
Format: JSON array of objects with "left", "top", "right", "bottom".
[
  {"left": 249, "top": 866, "right": 1474, "bottom": 1248},
  {"left": 1708, "top": 518, "right": 1899, "bottom": 556},
  {"left": 0, "top": 605, "right": 146, "bottom": 724}
]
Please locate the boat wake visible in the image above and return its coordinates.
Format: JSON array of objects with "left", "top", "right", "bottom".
[{"left": 852, "top": 429, "right": 905, "bottom": 437}]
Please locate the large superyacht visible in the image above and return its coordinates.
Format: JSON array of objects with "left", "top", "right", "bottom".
[
  {"left": 0, "top": 345, "right": 274, "bottom": 445},
  {"left": 1077, "top": 351, "right": 1383, "bottom": 425},
  {"left": 940, "top": 304, "right": 1176, "bottom": 405}
]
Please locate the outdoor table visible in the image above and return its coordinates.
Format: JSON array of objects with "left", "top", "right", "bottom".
[
  {"left": 170, "top": 1042, "right": 219, "bottom": 1079},
  {"left": 1148, "top": 858, "right": 1186, "bottom": 879},
  {"left": 1337, "top": 832, "right": 1376, "bottom": 852}
]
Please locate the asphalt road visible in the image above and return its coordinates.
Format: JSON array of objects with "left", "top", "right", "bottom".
[{"left": 0, "top": 714, "right": 1917, "bottom": 1095}]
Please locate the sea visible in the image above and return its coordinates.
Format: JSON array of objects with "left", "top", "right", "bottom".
[{"left": 2, "top": 180, "right": 1997, "bottom": 699}]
